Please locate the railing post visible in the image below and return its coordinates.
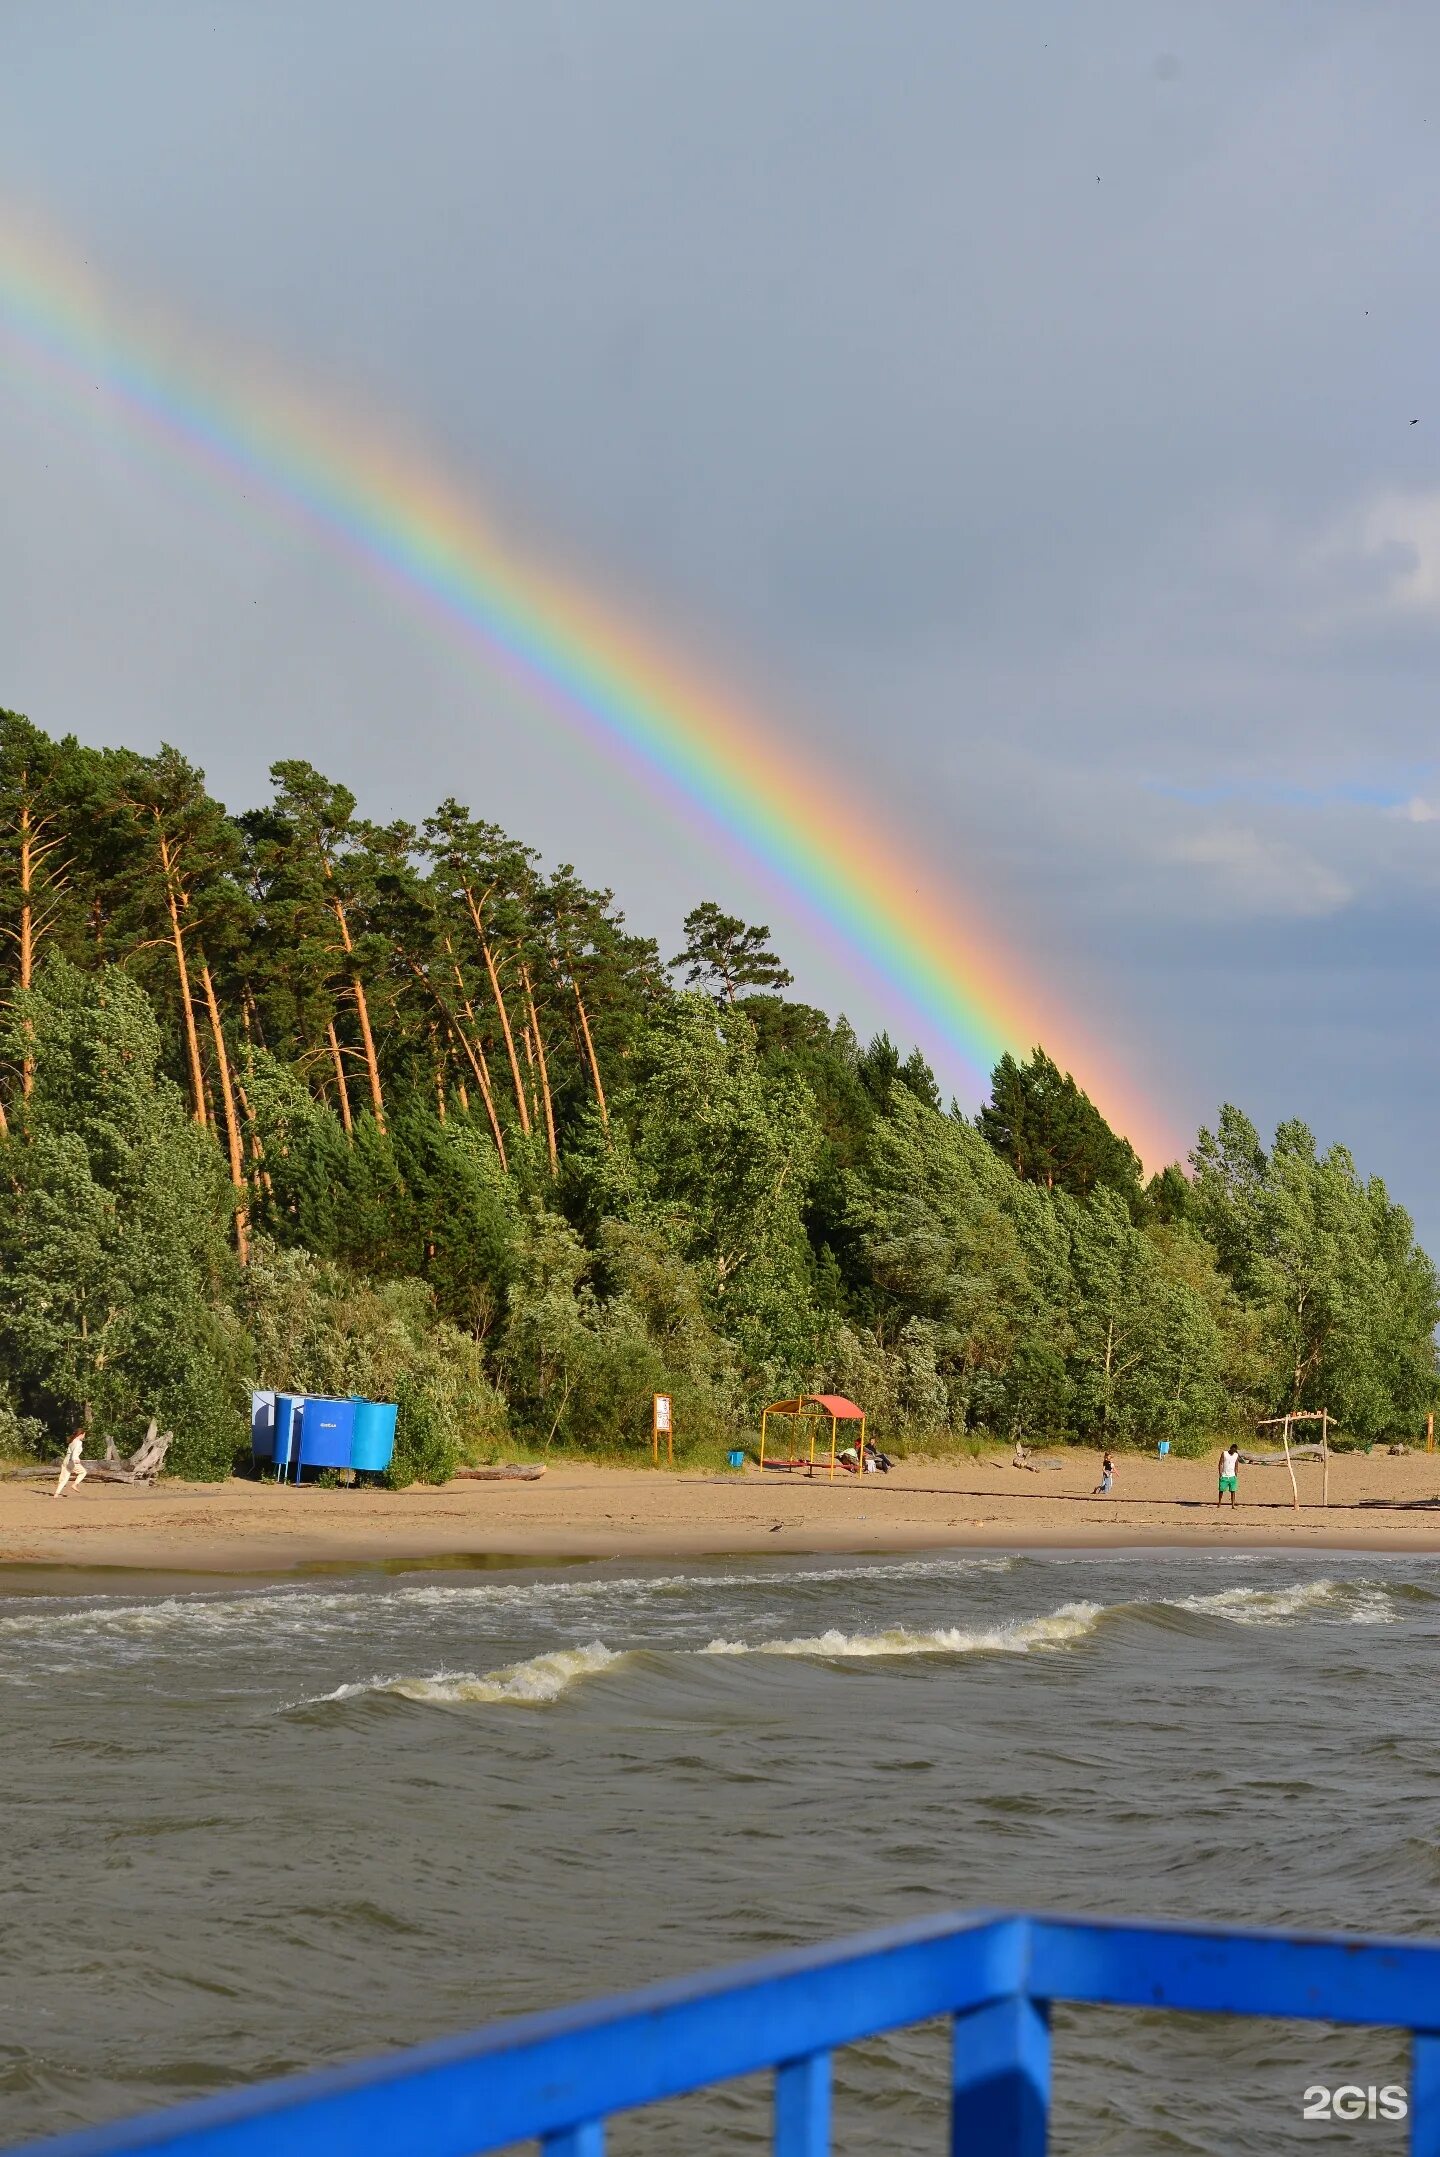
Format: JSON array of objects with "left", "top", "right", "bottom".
[
  {"left": 1412, "top": 2034, "right": 1440, "bottom": 2156},
  {"left": 775, "top": 2051, "right": 832, "bottom": 2155},
  {"left": 952, "top": 1994, "right": 1050, "bottom": 2157},
  {"left": 543, "top": 2125, "right": 605, "bottom": 2155}
]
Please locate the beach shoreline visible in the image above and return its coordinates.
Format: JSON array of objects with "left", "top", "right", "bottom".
[{"left": 3, "top": 1449, "right": 1440, "bottom": 1583}]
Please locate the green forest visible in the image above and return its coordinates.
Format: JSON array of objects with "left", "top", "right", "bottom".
[{"left": 1, "top": 708, "right": 1435, "bottom": 1480}]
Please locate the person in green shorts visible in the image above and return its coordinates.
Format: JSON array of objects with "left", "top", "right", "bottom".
[{"left": 1217, "top": 1442, "right": 1240, "bottom": 1506}]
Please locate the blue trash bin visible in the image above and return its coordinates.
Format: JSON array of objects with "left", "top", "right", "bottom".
[
  {"left": 351, "top": 1399, "right": 398, "bottom": 1475},
  {"left": 296, "top": 1396, "right": 356, "bottom": 1474},
  {"left": 250, "top": 1391, "right": 276, "bottom": 1466},
  {"left": 273, "top": 1394, "right": 304, "bottom": 1478}
]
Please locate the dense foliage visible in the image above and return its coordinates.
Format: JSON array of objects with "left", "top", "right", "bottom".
[{"left": 1, "top": 708, "right": 1435, "bottom": 1476}]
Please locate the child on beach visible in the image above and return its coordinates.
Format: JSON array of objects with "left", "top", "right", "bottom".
[
  {"left": 53, "top": 1430, "right": 87, "bottom": 1498},
  {"left": 1093, "top": 1450, "right": 1115, "bottom": 1497},
  {"left": 1217, "top": 1442, "right": 1241, "bottom": 1507}
]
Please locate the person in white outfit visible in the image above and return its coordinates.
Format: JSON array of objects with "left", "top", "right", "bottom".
[{"left": 53, "top": 1430, "right": 87, "bottom": 1497}]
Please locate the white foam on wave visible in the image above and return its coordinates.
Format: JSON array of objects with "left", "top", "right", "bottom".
[
  {"left": 303, "top": 1640, "right": 626, "bottom": 1710},
  {"left": 282, "top": 1570, "right": 1414, "bottom": 1714},
  {"left": 0, "top": 1588, "right": 354, "bottom": 1641},
  {"left": 1177, "top": 1578, "right": 1400, "bottom": 1627},
  {"left": 392, "top": 1552, "right": 1016, "bottom": 1611},
  {"left": 0, "top": 1551, "right": 1017, "bottom": 1648},
  {"left": 702, "top": 1599, "right": 1105, "bottom": 1661}
]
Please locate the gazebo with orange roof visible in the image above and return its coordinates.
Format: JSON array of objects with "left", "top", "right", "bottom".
[{"left": 758, "top": 1394, "right": 867, "bottom": 1480}]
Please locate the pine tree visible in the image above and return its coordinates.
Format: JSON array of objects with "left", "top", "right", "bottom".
[
  {"left": 671, "top": 902, "right": 794, "bottom": 1003},
  {"left": 243, "top": 762, "right": 392, "bottom": 1134},
  {"left": 979, "top": 1048, "right": 1142, "bottom": 1201},
  {"left": 0, "top": 712, "right": 87, "bottom": 1122}
]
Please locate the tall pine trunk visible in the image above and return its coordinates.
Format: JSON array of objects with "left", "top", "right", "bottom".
[
  {"left": 460, "top": 883, "right": 530, "bottom": 1135},
  {"left": 197, "top": 957, "right": 251, "bottom": 1263},
  {"left": 562, "top": 955, "right": 608, "bottom": 1130},
  {"left": 156, "top": 827, "right": 208, "bottom": 1127},
  {"left": 444, "top": 947, "right": 503, "bottom": 1119},
  {"left": 329, "top": 896, "right": 386, "bottom": 1131},
  {"left": 13, "top": 783, "right": 68, "bottom": 1097},
  {"left": 447, "top": 1008, "right": 507, "bottom": 1169},
  {"left": 521, "top": 961, "right": 558, "bottom": 1175},
  {"left": 234, "top": 1076, "right": 274, "bottom": 1199},
  {"left": 429, "top": 1023, "right": 447, "bottom": 1122},
  {"left": 404, "top": 945, "right": 508, "bottom": 1168},
  {"left": 326, "top": 1021, "right": 355, "bottom": 1136},
  {"left": 17, "top": 795, "right": 37, "bottom": 1096},
  {"left": 241, "top": 983, "right": 266, "bottom": 1048},
  {"left": 520, "top": 1020, "right": 541, "bottom": 1133}
]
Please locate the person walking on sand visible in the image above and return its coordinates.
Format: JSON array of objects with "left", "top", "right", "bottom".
[
  {"left": 53, "top": 1429, "right": 87, "bottom": 1498},
  {"left": 1093, "top": 1449, "right": 1115, "bottom": 1497},
  {"left": 1217, "top": 1441, "right": 1241, "bottom": 1508}
]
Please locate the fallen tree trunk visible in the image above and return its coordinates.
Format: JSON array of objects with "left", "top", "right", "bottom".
[
  {"left": 11, "top": 1421, "right": 174, "bottom": 1485},
  {"left": 450, "top": 1463, "right": 546, "bottom": 1483}
]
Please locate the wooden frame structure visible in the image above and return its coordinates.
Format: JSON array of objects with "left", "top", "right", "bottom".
[
  {"left": 759, "top": 1395, "right": 866, "bottom": 1481},
  {"left": 1244, "top": 1409, "right": 1330, "bottom": 1511}
]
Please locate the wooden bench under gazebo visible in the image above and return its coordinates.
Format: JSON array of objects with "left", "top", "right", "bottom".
[{"left": 758, "top": 1394, "right": 867, "bottom": 1480}]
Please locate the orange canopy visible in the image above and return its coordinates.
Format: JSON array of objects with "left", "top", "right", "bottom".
[
  {"left": 759, "top": 1394, "right": 868, "bottom": 1479},
  {"left": 763, "top": 1394, "right": 865, "bottom": 1420}
]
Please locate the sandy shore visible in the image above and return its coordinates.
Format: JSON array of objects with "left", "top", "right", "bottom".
[{"left": 3, "top": 1447, "right": 1440, "bottom": 1581}]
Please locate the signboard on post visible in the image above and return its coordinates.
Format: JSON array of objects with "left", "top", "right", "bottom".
[{"left": 652, "top": 1393, "right": 673, "bottom": 1466}]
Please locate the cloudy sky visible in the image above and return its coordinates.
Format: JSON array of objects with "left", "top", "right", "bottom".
[{"left": 3, "top": 4, "right": 1440, "bottom": 1236}]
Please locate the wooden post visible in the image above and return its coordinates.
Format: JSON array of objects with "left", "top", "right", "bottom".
[
  {"left": 1428, "top": 1412, "right": 1435, "bottom": 1455},
  {"left": 760, "top": 1409, "right": 769, "bottom": 1472},
  {"left": 651, "top": 1393, "right": 673, "bottom": 1468},
  {"left": 1321, "top": 1410, "right": 1330, "bottom": 1510},
  {"left": 1282, "top": 1414, "right": 1300, "bottom": 1511}
]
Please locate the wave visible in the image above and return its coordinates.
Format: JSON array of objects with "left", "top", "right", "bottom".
[
  {"left": 702, "top": 1599, "right": 1106, "bottom": 1661},
  {"left": 11, "top": 1565, "right": 1417, "bottom": 1716},
  {"left": 1176, "top": 1579, "right": 1403, "bottom": 1627},
  {"left": 298, "top": 1599, "right": 1100, "bottom": 1708},
  {"left": 0, "top": 1552, "right": 1016, "bottom": 1645},
  {"left": 387, "top": 1552, "right": 1017, "bottom": 1613},
  {"left": 305, "top": 1641, "right": 626, "bottom": 1710},
  {"left": 699, "top": 1575, "right": 1411, "bottom": 1664}
]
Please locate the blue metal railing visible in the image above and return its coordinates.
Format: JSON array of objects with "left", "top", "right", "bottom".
[{"left": 16, "top": 1910, "right": 1440, "bottom": 2155}]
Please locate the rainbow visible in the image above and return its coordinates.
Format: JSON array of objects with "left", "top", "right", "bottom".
[{"left": 0, "top": 213, "right": 1175, "bottom": 1166}]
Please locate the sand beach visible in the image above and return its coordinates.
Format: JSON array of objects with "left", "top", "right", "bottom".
[{"left": 4, "top": 1445, "right": 1440, "bottom": 1579}]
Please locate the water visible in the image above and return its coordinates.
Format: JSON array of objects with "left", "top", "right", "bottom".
[{"left": 1, "top": 1547, "right": 1435, "bottom": 2152}]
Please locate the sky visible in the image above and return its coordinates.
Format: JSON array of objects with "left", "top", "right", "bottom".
[{"left": 3, "top": 3, "right": 1440, "bottom": 1238}]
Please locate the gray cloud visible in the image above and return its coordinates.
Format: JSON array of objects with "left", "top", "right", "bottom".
[{"left": 3, "top": 1, "right": 1440, "bottom": 1235}]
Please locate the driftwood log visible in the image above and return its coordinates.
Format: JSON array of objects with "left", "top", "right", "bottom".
[
  {"left": 451, "top": 1463, "right": 546, "bottom": 1483},
  {"left": 10, "top": 1421, "right": 175, "bottom": 1486}
]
